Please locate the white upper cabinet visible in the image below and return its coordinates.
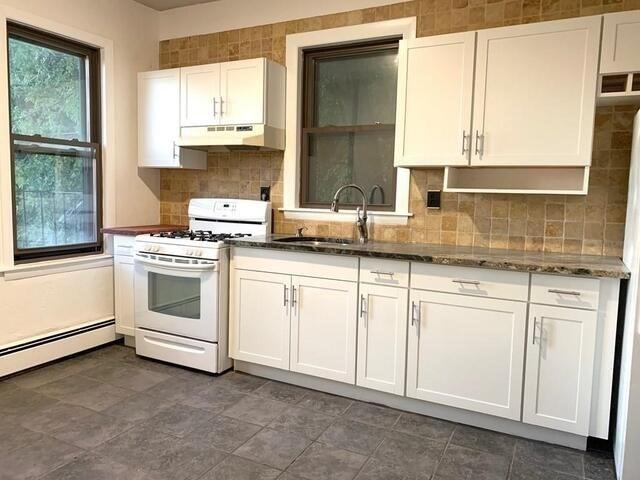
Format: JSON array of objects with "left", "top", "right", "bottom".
[
  {"left": 601, "top": 10, "right": 640, "bottom": 74},
  {"left": 471, "top": 17, "right": 601, "bottom": 167},
  {"left": 181, "top": 58, "right": 267, "bottom": 127},
  {"left": 138, "top": 69, "right": 206, "bottom": 169},
  {"left": 523, "top": 304, "right": 598, "bottom": 435},
  {"left": 394, "top": 32, "right": 475, "bottom": 167},
  {"left": 219, "top": 59, "right": 265, "bottom": 125},
  {"left": 180, "top": 64, "right": 221, "bottom": 127}
]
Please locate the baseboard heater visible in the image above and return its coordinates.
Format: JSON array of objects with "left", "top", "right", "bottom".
[{"left": 0, "top": 318, "right": 116, "bottom": 378}]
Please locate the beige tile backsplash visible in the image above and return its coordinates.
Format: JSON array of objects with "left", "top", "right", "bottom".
[{"left": 159, "top": 0, "right": 639, "bottom": 257}]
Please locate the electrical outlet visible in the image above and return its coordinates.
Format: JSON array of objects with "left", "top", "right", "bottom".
[
  {"left": 427, "top": 190, "right": 441, "bottom": 209},
  {"left": 260, "top": 186, "right": 271, "bottom": 202}
]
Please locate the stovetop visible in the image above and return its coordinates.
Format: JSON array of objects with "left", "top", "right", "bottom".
[{"left": 149, "top": 230, "right": 252, "bottom": 242}]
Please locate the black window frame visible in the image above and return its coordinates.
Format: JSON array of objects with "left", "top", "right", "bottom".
[
  {"left": 300, "top": 38, "right": 400, "bottom": 211},
  {"left": 7, "top": 22, "right": 102, "bottom": 263}
]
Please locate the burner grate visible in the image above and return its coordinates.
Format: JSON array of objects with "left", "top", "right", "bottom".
[{"left": 149, "top": 230, "right": 252, "bottom": 242}]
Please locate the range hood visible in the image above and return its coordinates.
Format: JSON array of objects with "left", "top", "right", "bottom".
[{"left": 176, "top": 124, "right": 284, "bottom": 152}]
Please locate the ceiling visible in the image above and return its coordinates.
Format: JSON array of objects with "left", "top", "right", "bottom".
[{"left": 134, "top": 0, "right": 220, "bottom": 11}]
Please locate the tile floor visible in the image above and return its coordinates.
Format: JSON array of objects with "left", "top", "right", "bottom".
[{"left": 0, "top": 343, "right": 617, "bottom": 480}]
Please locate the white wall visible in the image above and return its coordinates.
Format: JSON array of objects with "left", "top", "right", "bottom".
[
  {"left": 0, "top": 0, "right": 161, "bottom": 346},
  {"left": 158, "top": 0, "right": 406, "bottom": 40},
  {"left": 616, "top": 109, "right": 640, "bottom": 480}
]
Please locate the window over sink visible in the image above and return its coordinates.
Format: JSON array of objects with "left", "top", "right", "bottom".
[
  {"left": 300, "top": 39, "right": 399, "bottom": 211},
  {"left": 7, "top": 22, "right": 102, "bottom": 262}
]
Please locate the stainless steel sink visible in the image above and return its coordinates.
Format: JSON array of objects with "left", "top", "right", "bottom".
[{"left": 275, "top": 236, "right": 355, "bottom": 246}]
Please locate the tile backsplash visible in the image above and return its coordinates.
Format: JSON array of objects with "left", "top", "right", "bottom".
[{"left": 159, "top": 0, "right": 639, "bottom": 256}]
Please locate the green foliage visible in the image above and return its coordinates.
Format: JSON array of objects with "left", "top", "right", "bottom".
[{"left": 8, "top": 37, "right": 94, "bottom": 249}]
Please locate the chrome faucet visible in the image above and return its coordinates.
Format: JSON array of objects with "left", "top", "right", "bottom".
[{"left": 330, "top": 184, "right": 369, "bottom": 243}]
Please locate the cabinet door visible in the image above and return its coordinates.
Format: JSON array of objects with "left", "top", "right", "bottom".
[
  {"left": 406, "top": 289, "right": 527, "bottom": 420},
  {"left": 471, "top": 17, "right": 600, "bottom": 167},
  {"left": 114, "top": 255, "right": 135, "bottom": 336},
  {"left": 394, "top": 32, "right": 475, "bottom": 167},
  {"left": 601, "top": 11, "right": 640, "bottom": 74},
  {"left": 290, "top": 276, "right": 357, "bottom": 384},
  {"left": 356, "top": 284, "right": 408, "bottom": 395},
  {"left": 219, "top": 58, "right": 265, "bottom": 125},
  {"left": 229, "top": 269, "right": 290, "bottom": 369},
  {"left": 138, "top": 69, "right": 181, "bottom": 167},
  {"left": 180, "top": 63, "right": 221, "bottom": 127},
  {"left": 523, "top": 304, "right": 597, "bottom": 435}
]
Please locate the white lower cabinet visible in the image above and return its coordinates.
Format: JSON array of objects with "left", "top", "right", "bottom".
[
  {"left": 290, "top": 276, "right": 357, "bottom": 384},
  {"left": 406, "top": 289, "right": 527, "bottom": 420},
  {"left": 229, "top": 269, "right": 290, "bottom": 369},
  {"left": 114, "top": 255, "right": 135, "bottom": 336},
  {"left": 523, "top": 304, "right": 597, "bottom": 435},
  {"left": 356, "top": 283, "right": 408, "bottom": 395}
]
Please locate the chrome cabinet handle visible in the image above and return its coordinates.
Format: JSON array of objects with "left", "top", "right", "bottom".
[
  {"left": 213, "top": 97, "right": 217, "bottom": 117},
  {"left": 371, "top": 270, "right": 394, "bottom": 277},
  {"left": 411, "top": 301, "right": 417, "bottom": 326},
  {"left": 219, "top": 97, "right": 224, "bottom": 116},
  {"left": 452, "top": 279, "right": 480, "bottom": 286},
  {"left": 548, "top": 289, "right": 581, "bottom": 296},
  {"left": 283, "top": 285, "right": 288, "bottom": 307},
  {"left": 532, "top": 316, "right": 540, "bottom": 345},
  {"left": 461, "top": 130, "right": 469, "bottom": 155},
  {"left": 475, "top": 130, "right": 484, "bottom": 157},
  {"left": 360, "top": 294, "right": 367, "bottom": 326},
  {"left": 292, "top": 286, "right": 297, "bottom": 308},
  {"left": 172, "top": 141, "right": 179, "bottom": 159}
]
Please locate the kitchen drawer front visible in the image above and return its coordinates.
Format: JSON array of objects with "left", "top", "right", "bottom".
[
  {"left": 113, "top": 235, "right": 135, "bottom": 257},
  {"left": 360, "top": 258, "right": 409, "bottom": 288},
  {"left": 530, "top": 274, "right": 599, "bottom": 310},
  {"left": 135, "top": 328, "right": 218, "bottom": 373},
  {"left": 231, "top": 247, "right": 358, "bottom": 282},
  {"left": 411, "top": 263, "right": 529, "bottom": 301}
]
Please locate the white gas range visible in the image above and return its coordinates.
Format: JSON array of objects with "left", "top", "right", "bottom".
[{"left": 133, "top": 198, "right": 271, "bottom": 373}]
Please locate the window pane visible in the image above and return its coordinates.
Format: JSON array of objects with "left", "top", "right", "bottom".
[
  {"left": 13, "top": 139, "right": 97, "bottom": 250},
  {"left": 148, "top": 272, "right": 201, "bottom": 319},
  {"left": 8, "top": 36, "right": 87, "bottom": 141},
  {"left": 314, "top": 49, "right": 398, "bottom": 127},
  {"left": 306, "top": 130, "right": 395, "bottom": 206}
]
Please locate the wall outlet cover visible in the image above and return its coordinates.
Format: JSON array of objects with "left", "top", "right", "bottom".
[
  {"left": 427, "top": 190, "right": 441, "bottom": 209},
  {"left": 260, "top": 186, "right": 271, "bottom": 201}
]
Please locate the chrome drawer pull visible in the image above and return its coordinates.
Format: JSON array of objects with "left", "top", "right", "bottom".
[
  {"left": 452, "top": 279, "right": 481, "bottom": 286},
  {"left": 283, "top": 285, "right": 288, "bottom": 307},
  {"left": 548, "top": 289, "right": 581, "bottom": 296},
  {"left": 532, "top": 316, "right": 540, "bottom": 345},
  {"left": 411, "top": 301, "right": 417, "bottom": 326},
  {"left": 371, "top": 270, "right": 394, "bottom": 276},
  {"left": 360, "top": 294, "right": 368, "bottom": 326}
]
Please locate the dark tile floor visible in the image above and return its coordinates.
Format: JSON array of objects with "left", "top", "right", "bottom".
[{"left": 0, "top": 344, "right": 617, "bottom": 480}]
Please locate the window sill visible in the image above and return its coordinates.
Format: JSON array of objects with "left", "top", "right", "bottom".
[
  {"left": 279, "top": 208, "right": 413, "bottom": 225},
  {"left": 0, "top": 253, "right": 113, "bottom": 281}
]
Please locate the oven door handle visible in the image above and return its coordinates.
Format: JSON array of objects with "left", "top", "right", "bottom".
[{"left": 134, "top": 254, "right": 217, "bottom": 271}]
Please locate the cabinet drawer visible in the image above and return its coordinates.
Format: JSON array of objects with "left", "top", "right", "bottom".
[
  {"left": 411, "top": 263, "right": 529, "bottom": 301},
  {"left": 113, "top": 235, "right": 135, "bottom": 257},
  {"left": 360, "top": 258, "right": 409, "bottom": 288},
  {"left": 530, "top": 274, "right": 599, "bottom": 310}
]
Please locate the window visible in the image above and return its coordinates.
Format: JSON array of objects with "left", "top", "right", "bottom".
[
  {"left": 8, "top": 23, "right": 102, "bottom": 262},
  {"left": 300, "top": 39, "right": 399, "bottom": 210}
]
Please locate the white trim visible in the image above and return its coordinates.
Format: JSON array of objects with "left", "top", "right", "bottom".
[
  {"left": 283, "top": 18, "right": 417, "bottom": 221},
  {"left": 1, "top": 254, "right": 113, "bottom": 280},
  {"left": 0, "top": 6, "right": 116, "bottom": 269},
  {"left": 279, "top": 208, "right": 413, "bottom": 225},
  {"left": 235, "top": 360, "right": 587, "bottom": 450},
  {"left": 0, "top": 318, "right": 116, "bottom": 378}
]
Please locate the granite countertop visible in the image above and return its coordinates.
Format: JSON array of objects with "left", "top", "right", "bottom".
[
  {"left": 226, "top": 235, "right": 630, "bottom": 279},
  {"left": 102, "top": 224, "right": 186, "bottom": 236}
]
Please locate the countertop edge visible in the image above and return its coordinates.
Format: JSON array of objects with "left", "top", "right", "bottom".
[{"left": 225, "top": 239, "right": 630, "bottom": 280}]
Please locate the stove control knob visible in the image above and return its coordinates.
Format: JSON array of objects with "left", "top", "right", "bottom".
[
  {"left": 153, "top": 246, "right": 160, "bottom": 253},
  {"left": 186, "top": 249, "right": 193, "bottom": 256},
  {"left": 194, "top": 250, "right": 202, "bottom": 257}
]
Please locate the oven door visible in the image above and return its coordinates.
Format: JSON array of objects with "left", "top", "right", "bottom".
[{"left": 134, "top": 253, "right": 219, "bottom": 342}]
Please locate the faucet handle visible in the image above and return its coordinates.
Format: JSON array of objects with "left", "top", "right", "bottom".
[{"left": 296, "top": 226, "right": 308, "bottom": 237}]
